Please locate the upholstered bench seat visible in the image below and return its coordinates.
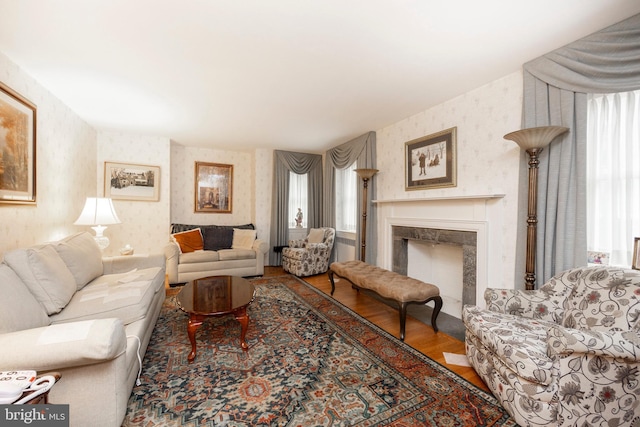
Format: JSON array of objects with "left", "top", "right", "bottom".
[{"left": 328, "top": 260, "right": 442, "bottom": 340}]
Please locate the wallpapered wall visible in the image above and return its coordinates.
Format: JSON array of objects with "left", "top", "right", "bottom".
[
  {"left": 96, "top": 131, "right": 171, "bottom": 256},
  {"left": 375, "top": 71, "right": 524, "bottom": 285},
  {"left": 0, "top": 52, "right": 97, "bottom": 258},
  {"left": 169, "top": 145, "right": 272, "bottom": 264}
]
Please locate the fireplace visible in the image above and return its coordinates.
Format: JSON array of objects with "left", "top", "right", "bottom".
[{"left": 392, "top": 225, "right": 477, "bottom": 318}]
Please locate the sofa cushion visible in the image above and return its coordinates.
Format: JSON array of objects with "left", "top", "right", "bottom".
[
  {"left": 562, "top": 267, "right": 640, "bottom": 333},
  {"left": 462, "top": 305, "right": 556, "bottom": 386},
  {"left": 307, "top": 228, "right": 325, "bottom": 244},
  {"left": 53, "top": 232, "right": 104, "bottom": 290},
  {"left": 49, "top": 267, "right": 164, "bottom": 326},
  {"left": 3, "top": 245, "right": 77, "bottom": 315},
  {"left": 232, "top": 228, "right": 256, "bottom": 250},
  {"left": 218, "top": 248, "right": 256, "bottom": 261},
  {"left": 0, "top": 264, "right": 51, "bottom": 333},
  {"left": 179, "top": 250, "right": 220, "bottom": 264},
  {"left": 172, "top": 228, "right": 204, "bottom": 253}
]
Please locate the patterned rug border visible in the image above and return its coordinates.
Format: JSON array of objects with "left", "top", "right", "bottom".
[{"left": 277, "top": 274, "right": 504, "bottom": 406}]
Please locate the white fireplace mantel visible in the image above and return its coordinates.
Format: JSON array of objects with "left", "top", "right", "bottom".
[{"left": 373, "top": 194, "right": 505, "bottom": 204}]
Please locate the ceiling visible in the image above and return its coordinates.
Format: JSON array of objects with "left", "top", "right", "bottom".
[{"left": 0, "top": 1, "right": 639, "bottom": 153}]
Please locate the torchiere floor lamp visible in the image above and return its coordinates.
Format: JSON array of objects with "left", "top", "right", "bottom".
[
  {"left": 504, "top": 126, "right": 569, "bottom": 290},
  {"left": 354, "top": 168, "right": 378, "bottom": 261}
]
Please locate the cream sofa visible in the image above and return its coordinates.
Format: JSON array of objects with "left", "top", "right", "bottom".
[
  {"left": 463, "top": 266, "right": 640, "bottom": 427},
  {"left": 0, "top": 232, "right": 166, "bottom": 427},
  {"left": 165, "top": 223, "right": 268, "bottom": 285}
]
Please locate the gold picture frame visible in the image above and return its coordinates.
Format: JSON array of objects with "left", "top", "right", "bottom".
[
  {"left": 0, "top": 82, "right": 37, "bottom": 204},
  {"left": 405, "top": 127, "right": 457, "bottom": 190},
  {"left": 104, "top": 162, "right": 160, "bottom": 201},
  {"left": 195, "top": 162, "right": 233, "bottom": 213},
  {"left": 633, "top": 237, "right": 640, "bottom": 270}
]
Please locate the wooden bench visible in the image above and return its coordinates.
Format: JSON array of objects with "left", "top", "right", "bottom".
[{"left": 328, "top": 260, "right": 442, "bottom": 341}]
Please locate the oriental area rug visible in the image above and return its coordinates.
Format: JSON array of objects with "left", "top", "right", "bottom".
[{"left": 123, "top": 275, "right": 515, "bottom": 426}]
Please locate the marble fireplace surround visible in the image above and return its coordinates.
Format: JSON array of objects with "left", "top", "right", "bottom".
[{"left": 377, "top": 195, "right": 505, "bottom": 311}]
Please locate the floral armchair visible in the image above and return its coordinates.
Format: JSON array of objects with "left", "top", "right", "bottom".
[
  {"left": 462, "top": 266, "right": 640, "bottom": 427},
  {"left": 282, "top": 227, "right": 335, "bottom": 277}
]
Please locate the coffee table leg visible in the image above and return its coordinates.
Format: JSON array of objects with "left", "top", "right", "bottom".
[
  {"left": 187, "top": 314, "right": 203, "bottom": 363},
  {"left": 234, "top": 307, "right": 250, "bottom": 351}
]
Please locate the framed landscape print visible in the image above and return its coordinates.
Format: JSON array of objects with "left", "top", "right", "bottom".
[
  {"left": 0, "top": 82, "right": 37, "bottom": 204},
  {"left": 104, "top": 162, "right": 160, "bottom": 201},
  {"left": 405, "top": 127, "right": 457, "bottom": 190},
  {"left": 195, "top": 162, "right": 233, "bottom": 213}
]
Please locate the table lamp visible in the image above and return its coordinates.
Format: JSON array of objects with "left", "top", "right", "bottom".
[{"left": 74, "top": 197, "right": 121, "bottom": 251}]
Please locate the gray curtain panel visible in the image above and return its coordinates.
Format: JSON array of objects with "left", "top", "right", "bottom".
[
  {"left": 323, "top": 131, "right": 377, "bottom": 264},
  {"left": 519, "top": 13, "right": 640, "bottom": 287},
  {"left": 269, "top": 150, "right": 323, "bottom": 265}
]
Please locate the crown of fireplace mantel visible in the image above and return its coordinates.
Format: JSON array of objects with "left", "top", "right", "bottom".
[{"left": 373, "top": 194, "right": 505, "bottom": 204}]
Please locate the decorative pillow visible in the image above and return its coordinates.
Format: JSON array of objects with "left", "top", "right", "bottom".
[
  {"left": 232, "top": 229, "right": 257, "bottom": 250},
  {"left": 3, "top": 245, "right": 77, "bottom": 315},
  {"left": 171, "top": 228, "right": 204, "bottom": 253},
  {"left": 0, "top": 264, "right": 51, "bottom": 333},
  {"left": 54, "top": 232, "right": 104, "bottom": 290},
  {"left": 562, "top": 268, "right": 640, "bottom": 333},
  {"left": 307, "top": 228, "right": 325, "bottom": 244},
  {"left": 203, "top": 227, "right": 234, "bottom": 251}
]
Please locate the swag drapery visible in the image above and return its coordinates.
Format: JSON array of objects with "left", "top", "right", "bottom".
[
  {"left": 269, "top": 150, "right": 323, "bottom": 265},
  {"left": 323, "top": 131, "right": 377, "bottom": 264},
  {"left": 518, "top": 13, "right": 640, "bottom": 287}
]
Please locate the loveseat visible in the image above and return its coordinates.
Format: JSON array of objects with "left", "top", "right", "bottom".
[
  {"left": 0, "top": 232, "right": 166, "bottom": 427},
  {"left": 463, "top": 266, "right": 640, "bottom": 427},
  {"left": 164, "top": 223, "right": 269, "bottom": 285}
]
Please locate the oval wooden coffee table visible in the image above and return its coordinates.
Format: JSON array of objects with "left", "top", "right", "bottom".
[{"left": 176, "top": 275, "right": 255, "bottom": 363}]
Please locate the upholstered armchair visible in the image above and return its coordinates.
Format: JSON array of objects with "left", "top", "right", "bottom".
[
  {"left": 282, "top": 227, "right": 335, "bottom": 277},
  {"left": 463, "top": 266, "right": 640, "bottom": 427}
]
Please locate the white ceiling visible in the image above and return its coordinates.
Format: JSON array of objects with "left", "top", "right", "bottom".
[{"left": 1, "top": 1, "right": 639, "bottom": 153}]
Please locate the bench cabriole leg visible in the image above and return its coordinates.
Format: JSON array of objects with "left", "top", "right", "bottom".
[
  {"left": 430, "top": 296, "right": 443, "bottom": 333},
  {"left": 399, "top": 302, "right": 408, "bottom": 341},
  {"left": 328, "top": 270, "right": 336, "bottom": 296}
]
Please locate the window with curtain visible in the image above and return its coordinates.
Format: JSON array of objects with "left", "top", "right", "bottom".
[
  {"left": 288, "top": 171, "right": 308, "bottom": 228},
  {"left": 587, "top": 89, "right": 640, "bottom": 267},
  {"left": 335, "top": 162, "right": 358, "bottom": 232}
]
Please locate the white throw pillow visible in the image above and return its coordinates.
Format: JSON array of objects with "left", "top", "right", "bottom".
[
  {"left": 307, "top": 228, "right": 325, "bottom": 244},
  {"left": 54, "top": 232, "right": 104, "bottom": 290},
  {"left": 3, "top": 245, "right": 77, "bottom": 315},
  {"left": 232, "top": 229, "right": 257, "bottom": 250}
]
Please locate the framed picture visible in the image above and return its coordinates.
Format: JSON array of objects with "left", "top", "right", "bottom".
[
  {"left": 405, "top": 127, "right": 457, "bottom": 190},
  {"left": 104, "top": 162, "right": 160, "bottom": 201},
  {"left": 195, "top": 162, "right": 233, "bottom": 213},
  {"left": 0, "top": 82, "right": 37, "bottom": 204},
  {"left": 633, "top": 237, "right": 640, "bottom": 270}
]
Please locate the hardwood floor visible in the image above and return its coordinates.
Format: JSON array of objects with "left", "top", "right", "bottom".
[{"left": 264, "top": 266, "right": 489, "bottom": 392}]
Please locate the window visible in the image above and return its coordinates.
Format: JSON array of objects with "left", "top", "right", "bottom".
[
  {"left": 289, "top": 171, "right": 307, "bottom": 228},
  {"left": 587, "top": 90, "right": 640, "bottom": 267},
  {"left": 335, "top": 162, "right": 358, "bottom": 232}
]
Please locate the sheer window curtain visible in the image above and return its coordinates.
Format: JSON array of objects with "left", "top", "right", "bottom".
[
  {"left": 335, "top": 162, "right": 358, "bottom": 232},
  {"left": 587, "top": 90, "right": 640, "bottom": 266},
  {"left": 289, "top": 172, "right": 308, "bottom": 228},
  {"left": 519, "top": 13, "right": 640, "bottom": 287}
]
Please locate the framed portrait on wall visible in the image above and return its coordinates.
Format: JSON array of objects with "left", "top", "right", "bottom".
[
  {"left": 0, "top": 82, "right": 37, "bottom": 204},
  {"left": 405, "top": 127, "right": 457, "bottom": 190},
  {"left": 104, "top": 162, "right": 160, "bottom": 201},
  {"left": 195, "top": 162, "right": 233, "bottom": 213}
]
